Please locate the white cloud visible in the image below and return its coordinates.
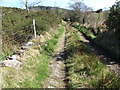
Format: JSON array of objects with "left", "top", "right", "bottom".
[{"left": 84, "top": 0, "right": 117, "bottom": 10}]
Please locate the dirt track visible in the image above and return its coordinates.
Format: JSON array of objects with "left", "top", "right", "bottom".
[
  {"left": 42, "top": 24, "right": 120, "bottom": 88},
  {"left": 42, "top": 30, "right": 66, "bottom": 88}
]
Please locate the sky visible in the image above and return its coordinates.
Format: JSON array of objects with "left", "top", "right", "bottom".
[{"left": 0, "top": 0, "right": 117, "bottom": 10}]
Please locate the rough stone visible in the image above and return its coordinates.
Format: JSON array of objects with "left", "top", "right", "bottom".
[
  {"left": 6, "top": 55, "right": 16, "bottom": 60},
  {"left": 57, "top": 57, "right": 62, "bottom": 61},
  {"left": 25, "top": 42, "right": 34, "bottom": 46},
  {"left": 45, "top": 32, "right": 52, "bottom": 39},
  {"left": 13, "top": 50, "right": 24, "bottom": 56},
  {"left": 21, "top": 46, "right": 28, "bottom": 50},
  {"left": 48, "top": 86, "right": 54, "bottom": 88},
  {"left": 40, "top": 35, "right": 45, "bottom": 42},
  {"left": 0, "top": 59, "right": 22, "bottom": 69}
]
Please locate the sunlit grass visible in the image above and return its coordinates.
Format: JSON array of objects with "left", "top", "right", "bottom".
[
  {"left": 2, "top": 25, "right": 65, "bottom": 88},
  {"left": 2, "top": 53, "right": 49, "bottom": 88},
  {"left": 65, "top": 25, "right": 120, "bottom": 88},
  {"left": 42, "top": 26, "right": 64, "bottom": 55}
]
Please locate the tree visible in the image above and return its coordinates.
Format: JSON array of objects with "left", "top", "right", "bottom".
[
  {"left": 69, "top": 0, "right": 85, "bottom": 22},
  {"left": 106, "top": 1, "right": 120, "bottom": 38},
  {"left": 69, "top": 0, "right": 93, "bottom": 24},
  {"left": 81, "top": 5, "right": 93, "bottom": 25},
  {"left": 21, "top": 0, "right": 42, "bottom": 11},
  {"left": 96, "top": 9, "right": 102, "bottom": 13}
]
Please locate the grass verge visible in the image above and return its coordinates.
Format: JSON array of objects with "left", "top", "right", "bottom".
[
  {"left": 65, "top": 25, "right": 120, "bottom": 88},
  {"left": 42, "top": 26, "right": 65, "bottom": 55},
  {"left": 73, "top": 24, "right": 120, "bottom": 61},
  {"left": 2, "top": 25, "right": 65, "bottom": 88},
  {"left": 2, "top": 52, "right": 50, "bottom": 88},
  {"left": 73, "top": 25, "right": 96, "bottom": 40}
]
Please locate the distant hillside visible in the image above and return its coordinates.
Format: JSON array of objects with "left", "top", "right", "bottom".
[
  {"left": 29, "top": 6, "right": 70, "bottom": 19},
  {"left": 29, "top": 6, "right": 67, "bottom": 11}
]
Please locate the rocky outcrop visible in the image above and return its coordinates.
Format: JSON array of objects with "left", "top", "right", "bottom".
[{"left": 0, "top": 41, "right": 34, "bottom": 69}]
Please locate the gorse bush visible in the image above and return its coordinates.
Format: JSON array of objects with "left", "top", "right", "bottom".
[{"left": 2, "top": 7, "right": 61, "bottom": 53}]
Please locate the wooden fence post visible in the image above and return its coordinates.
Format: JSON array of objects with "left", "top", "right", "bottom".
[{"left": 33, "top": 19, "right": 36, "bottom": 38}]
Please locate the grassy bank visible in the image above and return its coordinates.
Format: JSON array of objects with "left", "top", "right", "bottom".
[
  {"left": 65, "top": 25, "right": 120, "bottom": 88},
  {"left": 73, "top": 25, "right": 96, "bottom": 40},
  {"left": 2, "top": 7, "right": 61, "bottom": 57},
  {"left": 2, "top": 25, "right": 65, "bottom": 88},
  {"left": 73, "top": 24, "right": 120, "bottom": 61},
  {"left": 94, "top": 31, "right": 120, "bottom": 60}
]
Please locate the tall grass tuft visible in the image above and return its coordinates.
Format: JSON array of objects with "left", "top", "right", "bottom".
[{"left": 65, "top": 25, "right": 120, "bottom": 88}]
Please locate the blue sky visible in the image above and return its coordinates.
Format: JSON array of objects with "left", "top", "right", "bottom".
[{"left": 0, "top": 0, "right": 117, "bottom": 10}]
